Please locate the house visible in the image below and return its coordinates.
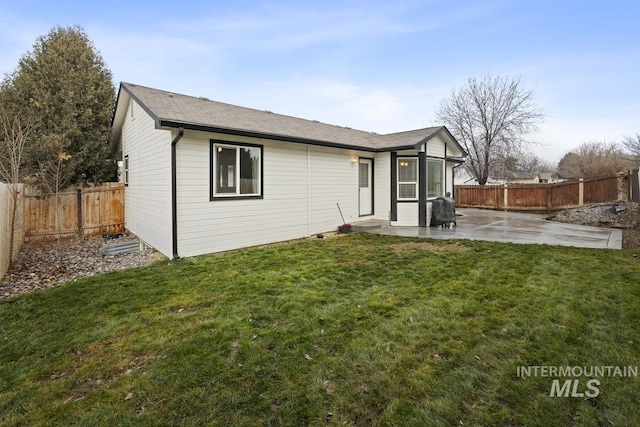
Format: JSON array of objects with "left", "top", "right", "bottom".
[
  {"left": 109, "top": 83, "right": 466, "bottom": 259},
  {"left": 453, "top": 168, "right": 507, "bottom": 186},
  {"left": 536, "top": 172, "right": 562, "bottom": 184},
  {"left": 508, "top": 172, "right": 561, "bottom": 184}
]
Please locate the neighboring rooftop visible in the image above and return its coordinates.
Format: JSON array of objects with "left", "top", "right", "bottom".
[{"left": 111, "top": 82, "right": 466, "bottom": 154}]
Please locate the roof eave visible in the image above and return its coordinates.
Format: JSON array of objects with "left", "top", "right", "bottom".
[
  {"left": 158, "top": 120, "right": 379, "bottom": 152},
  {"left": 109, "top": 83, "right": 130, "bottom": 154},
  {"left": 412, "top": 126, "right": 469, "bottom": 157}
]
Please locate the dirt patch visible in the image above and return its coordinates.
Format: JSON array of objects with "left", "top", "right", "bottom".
[
  {"left": 391, "top": 241, "right": 470, "bottom": 254},
  {"left": 547, "top": 202, "right": 640, "bottom": 249}
]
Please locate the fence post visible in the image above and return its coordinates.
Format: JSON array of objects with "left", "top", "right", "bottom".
[
  {"left": 631, "top": 169, "right": 640, "bottom": 202},
  {"left": 77, "top": 188, "right": 83, "bottom": 236},
  {"left": 618, "top": 173, "right": 628, "bottom": 201},
  {"left": 579, "top": 179, "right": 584, "bottom": 206},
  {"left": 503, "top": 184, "right": 508, "bottom": 210}
]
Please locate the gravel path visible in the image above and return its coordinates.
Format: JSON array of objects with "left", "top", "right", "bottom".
[{"left": 1, "top": 234, "right": 163, "bottom": 299}]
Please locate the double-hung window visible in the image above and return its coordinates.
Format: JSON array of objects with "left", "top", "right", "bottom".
[
  {"left": 211, "top": 141, "right": 262, "bottom": 199},
  {"left": 397, "top": 158, "right": 418, "bottom": 200},
  {"left": 427, "top": 158, "right": 444, "bottom": 198}
]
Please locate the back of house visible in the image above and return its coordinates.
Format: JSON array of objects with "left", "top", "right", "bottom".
[{"left": 110, "top": 83, "right": 466, "bottom": 259}]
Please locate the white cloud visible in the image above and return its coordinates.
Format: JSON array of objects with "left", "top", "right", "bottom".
[{"left": 340, "top": 89, "right": 404, "bottom": 122}]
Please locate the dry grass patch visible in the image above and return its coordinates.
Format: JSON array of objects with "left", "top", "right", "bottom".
[{"left": 391, "top": 241, "right": 470, "bottom": 254}]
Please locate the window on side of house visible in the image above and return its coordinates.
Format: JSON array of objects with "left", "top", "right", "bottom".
[
  {"left": 211, "top": 141, "right": 262, "bottom": 199},
  {"left": 123, "top": 155, "right": 129, "bottom": 186},
  {"left": 427, "top": 158, "right": 444, "bottom": 198},
  {"left": 397, "top": 158, "right": 418, "bottom": 200}
]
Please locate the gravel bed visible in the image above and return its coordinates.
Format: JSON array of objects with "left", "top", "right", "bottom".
[
  {"left": 548, "top": 201, "right": 640, "bottom": 249},
  {"left": 1, "top": 234, "right": 163, "bottom": 299}
]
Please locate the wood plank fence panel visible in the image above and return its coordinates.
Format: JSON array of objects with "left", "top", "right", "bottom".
[
  {"left": 583, "top": 176, "right": 620, "bottom": 204},
  {"left": 507, "top": 185, "right": 547, "bottom": 209},
  {"left": 455, "top": 185, "right": 504, "bottom": 208},
  {"left": 1, "top": 183, "right": 24, "bottom": 279},
  {"left": 81, "top": 183, "right": 125, "bottom": 236},
  {"left": 455, "top": 174, "right": 627, "bottom": 211},
  {"left": 548, "top": 181, "right": 579, "bottom": 208},
  {"left": 23, "top": 188, "right": 79, "bottom": 239},
  {"left": 23, "top": 183, "right": 124, "bottom": 241}
]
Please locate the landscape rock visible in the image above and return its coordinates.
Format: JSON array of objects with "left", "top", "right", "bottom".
[
  {"left": 548, "top": 201, "right": 640, "bottom": 249},
  {"left": 0, "top": 234, "right": 163, "bottom": 299}
]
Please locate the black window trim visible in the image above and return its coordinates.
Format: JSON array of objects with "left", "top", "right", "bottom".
[
  {"left": 210, "top": 140, "right": 264, "bottom": 201},
  {"left": 123, "top": 155, "right": 129, "bottom": 187}
]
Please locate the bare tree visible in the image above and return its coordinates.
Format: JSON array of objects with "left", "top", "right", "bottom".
[
  {"left": 492, "top": 148, "right": 553, "bottom": 180},
  {"left": 36, "top": 133, "right": 77, "bottom": 241},
  {"left": 557, "top": 141, "right": 633, "bottom": 179},
  {"left": 436, "top": 74, "right": 544, "bottom": 185},
  {"left": 622, "top": 133, "right": 640, "bottom": 163},
  {"left": 0, "top": 104, "right": 34, "bottom": 264}
]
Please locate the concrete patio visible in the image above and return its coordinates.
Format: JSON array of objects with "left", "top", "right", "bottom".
[{"left": 352, "top": 208, "right": 622, "bottom": 249}]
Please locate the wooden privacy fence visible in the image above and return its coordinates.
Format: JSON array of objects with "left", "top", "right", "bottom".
[
  {"left": 455, "top": 174, "right": 628, "bottom": 212},
  {"left": 1, "top": 183, "right": 25, "bottom": 279},
  {"left": 23, "top": 182, "right": 125, "bottom": 241}
]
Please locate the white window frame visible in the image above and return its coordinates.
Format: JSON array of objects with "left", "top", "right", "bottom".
[
  {"left": 397, "top": 157, "right": 418, "bottom": 201},
  {"left": 427, "top": 158, "right": 444, "bottom": 199},
  {"left": 211, "top": 141, "right": 263, "bottom": 200}
]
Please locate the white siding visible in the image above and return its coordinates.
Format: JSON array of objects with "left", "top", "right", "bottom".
[
  {"left": 393, "top": 202, "right": 419, "bottom": 226},
  {"left": 422, "top": 135, "right": 464, "bottom": 159},
  {"left": 426, "top": 136, "right": 446, "bottom": 158},
  {"left": 446, "top": 163, "right": 455, "bottom": 195},
  {"left": 373, "top": 152, "right": 391, "bottom": 222},
  {"left": 121, "top": 100, "right": 173, "bottom": 256},
  {"left": 309, "top": 146, "right": 360, "bottom": 234},
  {"left": 446, "top": 138, "right": 465, "bottom": 158},
  {"left": 175, "top": 131, "right": 373, "bottom": 257}
]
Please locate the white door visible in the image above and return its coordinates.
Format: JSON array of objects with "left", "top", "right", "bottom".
[{"left": 359, "top": 158, "right": 373, "bottom": 216}]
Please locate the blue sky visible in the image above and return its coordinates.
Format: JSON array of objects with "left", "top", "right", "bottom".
[{"left": 1, "top": 0, "right": 638, "bottom": 163}]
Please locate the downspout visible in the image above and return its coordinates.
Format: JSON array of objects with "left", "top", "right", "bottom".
[
  {"left": 452, "top": 162, "right": 464, "bottom": 198},
  {"left": 171, "top": 127, "right": 184, "bottom": 259},
  {"left": 444, "top": 145, "right": 447, "bottom": 194}
]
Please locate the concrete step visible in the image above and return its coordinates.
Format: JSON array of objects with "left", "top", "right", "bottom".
[{"left": 351, "top": 220, "right": 390, "bottom": 231}]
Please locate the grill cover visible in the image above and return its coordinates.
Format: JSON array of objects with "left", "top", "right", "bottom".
[{"left": 430, "top": 197, "right": 456, "bottom": 227}]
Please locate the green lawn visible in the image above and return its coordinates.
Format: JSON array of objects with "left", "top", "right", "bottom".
[{"left": 1, "top": 234, "right": 639, "bottom": 426}]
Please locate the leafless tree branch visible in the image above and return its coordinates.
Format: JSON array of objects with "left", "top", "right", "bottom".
[{"left": 437, "top": 74, "right": 544, "bottom": 184}]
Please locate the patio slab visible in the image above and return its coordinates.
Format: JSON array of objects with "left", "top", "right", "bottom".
[{"left": 353, "top": 208, "right": 622, "bottom": 249}]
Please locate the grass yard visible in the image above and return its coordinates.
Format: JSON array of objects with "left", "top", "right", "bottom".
[{"left": 1, "top": 233, "right": 639, "bottom": 426}]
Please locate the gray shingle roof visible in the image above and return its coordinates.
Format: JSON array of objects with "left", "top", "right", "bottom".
[{"left": 115, "top": 82, "right": 464, "bottom": 153}]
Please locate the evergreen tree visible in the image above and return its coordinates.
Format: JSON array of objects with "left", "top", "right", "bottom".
[{"left": 4, "top": 25, "right": 116, "bottom": 191}]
